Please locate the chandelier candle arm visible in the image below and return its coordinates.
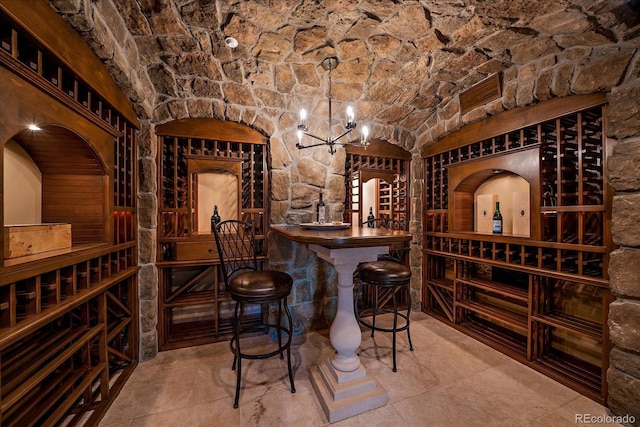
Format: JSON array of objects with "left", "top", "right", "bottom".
[{"left": 295, "top": 56, "right": 370, "bottom": 155}]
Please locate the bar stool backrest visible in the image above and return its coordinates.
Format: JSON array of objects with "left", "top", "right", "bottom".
[{"left": 213, "top": 220, "right": 259, "bottom": 291}]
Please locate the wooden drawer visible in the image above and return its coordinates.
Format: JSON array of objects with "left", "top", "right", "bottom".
[{"left": 175, "top": 240, "right": 219, "bottom": 261}]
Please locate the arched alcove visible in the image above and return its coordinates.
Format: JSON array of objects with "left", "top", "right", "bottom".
[
  {"left": 447, "top": 147, "right": 540, "bottom": 239},
  {"left": 5, "top": 124, "right": 108, "bottom": 245}
]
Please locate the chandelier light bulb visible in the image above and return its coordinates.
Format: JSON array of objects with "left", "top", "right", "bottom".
[
  {"left": 362, "top": 125, "right": 369, "bottom": 143},
  {"left": 298, "top": 108, "right": 308, "bottom": 131},
  {"left": 346, "top": 105, "right": 354, "bottom": 125}
]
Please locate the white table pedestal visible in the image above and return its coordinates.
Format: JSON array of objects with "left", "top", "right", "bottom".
[{"left": 308, "top": 244, "right": 389, "bottom": 423}]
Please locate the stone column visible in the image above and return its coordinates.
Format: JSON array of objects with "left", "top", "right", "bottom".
[
  {"left": 607, "top": 83, "right": 640, "bottom": 422},
  {"left": 137, "top": 122, "right": 159, "bottom": 360}
]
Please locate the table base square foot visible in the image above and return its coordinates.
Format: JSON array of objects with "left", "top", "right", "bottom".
[{"left": 310, "top": 363, "right": 388, "bottom": 424}]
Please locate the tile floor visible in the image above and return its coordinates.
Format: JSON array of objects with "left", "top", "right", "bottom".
[{"left": 99, "top": 312, "right": 617, "bottom": 426}]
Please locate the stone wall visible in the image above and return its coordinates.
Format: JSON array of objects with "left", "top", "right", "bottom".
[
  {"left": 607, "top": 82, "right": 640, "bottom": 423},
  {"left": 51, "top": 1, "right": 640, "bottom": 421}
]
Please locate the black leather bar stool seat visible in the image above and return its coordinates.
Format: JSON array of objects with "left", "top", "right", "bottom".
[
  {"left": 355, "top": 222, "right": 414, "bottom": 372},
  {"left": 213, "top": 220, "right": 295, "bottom": 408},
  {"left": 359, "top": 260, "right": 411, "bottom": 284},
  {"left": 229, "top": 270, "right": 292, "bottom": 302}
]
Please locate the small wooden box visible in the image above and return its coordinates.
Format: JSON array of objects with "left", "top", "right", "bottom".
[
  {"left": 4, "top": 223, "right": 72, "bottom": 259},
  {"left": 476, "top": 194, "right": 497, "bottom": 234}
]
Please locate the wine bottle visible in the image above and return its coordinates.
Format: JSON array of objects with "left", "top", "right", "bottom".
[
  {"left": 211, "top": 205, "right": 221, "bottom": 231},
  {"left": 367, "top": 207, "right": 375, "bottom": 227},
  {"left": 492, "top": 201, "right": 503, "bottom": 234},
  {"left": 317, "top": 192, "right": 326, "bottom": 224}
]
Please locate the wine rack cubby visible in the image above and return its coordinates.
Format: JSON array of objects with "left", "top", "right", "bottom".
[{"left": 422, "top": 94, "right": 612, "bottom": 403}]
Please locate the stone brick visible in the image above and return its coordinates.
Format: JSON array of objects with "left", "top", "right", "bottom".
[
  {"left": 222, "top": 83, "right": 257, "bottom": 107},
  {"left": 607, "top": 367, "right": 640, "bottom": 424},
  {"left": 612, "top": 193, "right": 640, "bottom": 247},
  {"left": 223, "top": 14, "right": 260, "bottom": 48},
  {"left": 609, "top": 248, "right": 640, "bottom": 298},
  {"left": 275, "top": 64, "right": 295, "bottom": 93},
  {"left": 551, "top": 62, "right": 574, "bottom": 97},
  {"left": 291, "top": 184, "right": 319, "bottom": 209},
  {"left": 294, "top": 26, "right": 328, "bottom": 54},
  {"left": 608, "top": 85, "right": 640, "bottom": 140},
  {"left": 572, "top": 51, "right": 634, "bottom": 94},
  {"left": 510, "top": 37, "right": 560, "bottom": 64},
  {"left": 609, "top": 137, "right": 640, "bottom": 191},
  {"left": 138, "top": 228, "right": 157, "bottom": 265},
  {"left": 609, "top": 299, "right": 640, "bottom": 352},
  {"left": 382, "top": 3, "right": 431, "bottom": 40},
  {"left": 297, "top": 158, "right": 327, "bottom": 187},
  {"left": 187, "top": 99, "right": 212, "bottom": 117},
  {"left": 252, "top": 32, "right": 291, "bottom": 62},
  {"left": 271, "top": 170, "right": 291, "bottom": 201},
  {"left": 138, "top": 264, "right": 158, "bottom": 300},
  {"left": 138, "top": 192, "right": 157, "bottom": 230},
  {"left": 140, "top": 330, "right": 158, "bottom": 361},
  {"left": 610, "top": 347, "right": 640, "bottom": 379},
  {"left": 140, "top": 298, "right": 157, "bottom": 332}
]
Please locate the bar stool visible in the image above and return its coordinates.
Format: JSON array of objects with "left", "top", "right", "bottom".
[
  {"left": 355, "top": 218, "right": 413, "bottom": 372},
  {"left": 213, "top": 220, "right": 295, "bottom": 408}
]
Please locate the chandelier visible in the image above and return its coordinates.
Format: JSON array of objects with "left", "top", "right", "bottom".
[{"left": 296, "top": 57, "right": 369, "bottom": 155}]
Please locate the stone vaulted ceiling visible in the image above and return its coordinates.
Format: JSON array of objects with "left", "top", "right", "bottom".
[{"left": 53, "top": 0, "right": 640, "bottom": 153}]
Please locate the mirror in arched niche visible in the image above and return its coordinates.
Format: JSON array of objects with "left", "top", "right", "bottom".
[
  {"left": 188, "top": 159, "right": 241, "bottom": 235},
  {"left": 356, "top": 170, "right": 395, "bottom": 226}
]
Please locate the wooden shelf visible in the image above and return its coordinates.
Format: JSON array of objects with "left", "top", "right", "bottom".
[
  {"left": 457, "top": 276, "right": 528, "bottom": 302},
  {"left": 422, "top": 97, "right": 611, "bottom": 402},
  {"left": 457, "top": 300, "right": 528, "bottom": 334},
  {"left": 532, "top": 313, "right": 602, "bottom": 341}
]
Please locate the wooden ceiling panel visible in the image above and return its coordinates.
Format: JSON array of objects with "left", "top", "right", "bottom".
[{"left": 12, "top": 125, "right": 105, "bottom": 175}]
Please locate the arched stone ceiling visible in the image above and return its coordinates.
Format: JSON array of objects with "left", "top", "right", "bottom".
[{"left": 52, "top": 0, "right": 640, "bottom": 152}]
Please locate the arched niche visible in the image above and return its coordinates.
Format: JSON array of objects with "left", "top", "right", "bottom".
[
  {"left": 4, "top": 124, "right": 109, "bottom": 245},
  {"left": 447, "top": 147, "right": 540, "bottom": 239}
]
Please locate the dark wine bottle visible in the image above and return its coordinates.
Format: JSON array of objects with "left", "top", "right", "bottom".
[
  {"left": 367, "top": 207, "right": 375, "bottom": 228},
  {"left": 211, "top": 205, "right": 221, "bottom": 231},
  {"left": 317, "top": 192, "right": 326, "bottom": 224},
  {"left": 492, "top": 201, "right": 503, "bottom": 234}
]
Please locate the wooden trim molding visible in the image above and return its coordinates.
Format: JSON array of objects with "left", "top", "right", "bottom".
[
  {"left": 0, "top": 0, "right": 139, "bottom": 127},
  {"left": 422, "top": 93, "right": 608, "bottom": 157},
  {"left": 155, "top": 118, "right": 267, "bottom": 144}
]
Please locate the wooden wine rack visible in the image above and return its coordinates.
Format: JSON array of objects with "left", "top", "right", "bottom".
[
  {"left": 345, "top": 140, "right": 412, "bottom": 314},
  {"left": 422, "top": 93, "right": 612, "bottom": 403},
  {"left": 155, "top": 119, "right": 269, "bottom": 350},
  {"left": 0, "top": 2, "right": 139, "bottom": 425}
]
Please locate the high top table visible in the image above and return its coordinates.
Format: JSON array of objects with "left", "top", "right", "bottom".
[{"left": 270, "top": 224, "right": 412, "bottom": 423}]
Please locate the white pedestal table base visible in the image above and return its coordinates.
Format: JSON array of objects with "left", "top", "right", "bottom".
[{"left": 307, "top": 244, "right": 390, "bottom": 423}]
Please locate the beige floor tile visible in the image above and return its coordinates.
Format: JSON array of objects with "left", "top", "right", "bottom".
[{"left": 100, "top": 314, "right": 613, "bottom": 427}]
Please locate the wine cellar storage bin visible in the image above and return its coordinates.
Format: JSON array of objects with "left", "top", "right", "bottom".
[
  {"left": 1, "top": 3, "right": 139, "bottom": 424},
  {"left": 422, "top": 94, "right": 612, "bottom": 403}
]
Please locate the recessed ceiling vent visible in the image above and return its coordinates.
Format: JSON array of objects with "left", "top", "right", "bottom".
[{"left": 459, "top": 73, "right": 502, "bottom": 114}]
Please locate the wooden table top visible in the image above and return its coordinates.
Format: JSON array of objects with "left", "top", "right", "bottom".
[{"left": 270, "top": 224, "right": 412, "bottom": 248}]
